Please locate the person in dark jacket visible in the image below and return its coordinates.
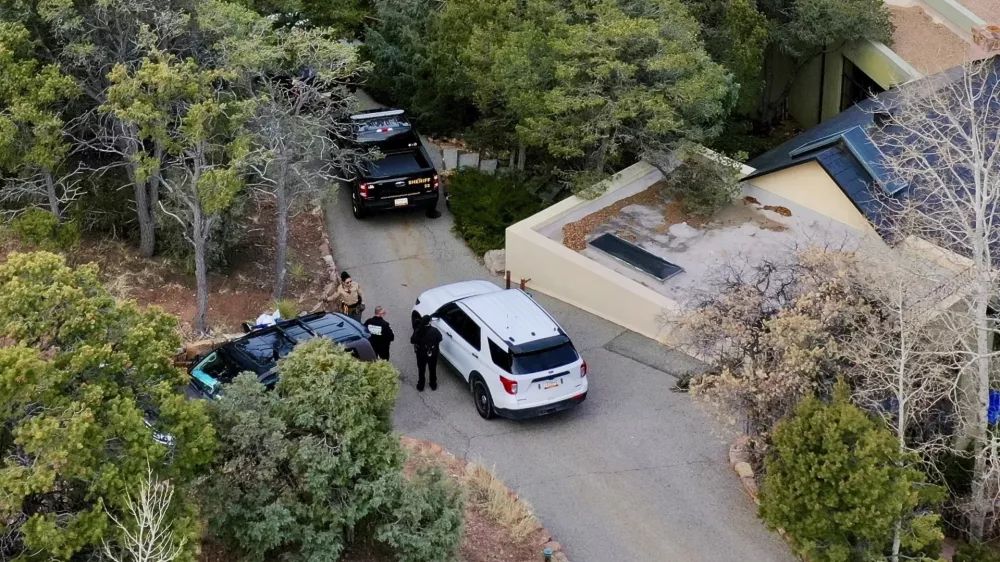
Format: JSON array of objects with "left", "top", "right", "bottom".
[
  {"left": 363, "top": 306, "right": 395, "bottom": 360},
  {"left": 410, "top": 314, "right": 442, "bottom": 391}
]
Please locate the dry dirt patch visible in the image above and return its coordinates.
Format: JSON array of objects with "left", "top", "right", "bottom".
[{"left": 1, "top": 197, "right": 330, "bottom": 338}]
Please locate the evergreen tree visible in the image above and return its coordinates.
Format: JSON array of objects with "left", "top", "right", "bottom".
[{"left": 761, "top": 382, "right": 944, "bottom": 562}]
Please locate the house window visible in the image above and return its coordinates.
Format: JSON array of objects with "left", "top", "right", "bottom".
[{"left": 840, "top": 58, "right": 884, "bottom": 111}]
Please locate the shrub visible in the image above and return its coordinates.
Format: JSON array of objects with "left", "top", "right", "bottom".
[
  {"left": 273, "top": 298, "right": 300, "bottom": 320},
  {"left": 660, "top": 151, "right": 743, "bottom": 218},
  {"left": 376, "top": 467, "right": 465, "bottom": 562},
  {"left": 203, "top": 338, "right": 461, "bottom": 562},
  {"left": 448, "top": 170, "right": 546, "bottom": 256},
  {"left": 11, "top": 207, "right": 81, "bottom": 250},
  {"left": 955, "top": 541, "right": 1000, "bottom": 562},
  {"left": 0, "top": 252, "right": 216, "bottom": 561},
  {"left": 760, "top": 381, "right": 944, "bottom": 562}
]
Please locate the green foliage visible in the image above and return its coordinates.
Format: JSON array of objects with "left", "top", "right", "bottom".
[
  {"left": 447, "top": 170, "right": 546, "bottom": 256},
  {"left": 273, "top": 298, "right": 299, "bottom": 319},
  {"left": 363, "top": 0, "right": 473, "bottom": 134},
  {"left": 955, "top": 541, "right": 1000, "bottom": 562},
  {"left": 453, "top": 0, "right": 734, "bottom": 168},
  {"left": 684, "top": 0, "right": 893, "bottom": 126},
  {"left": 203, "top": 338, "right": 456, "bottom": 562},
  {"left": 0, "top": 252, "right": 216, "bottom": 561},
  {"left": 660, "top": 151, "right": 743, "bottom": 218},
  {"left": 765, "top": 0, "right": 894, "bottom": 61},
  {"left": 231, "top": 0, "right": 372, "bottom": 36},
  {"left": 0, "top": 22, "right": 78, "bottom": 212},
  {"left": 376, "top": 467, "right": 465, "bottom": 562},
  {"left": 760, "top": 382, "right": 944, "bottom": 562},
  {"left": 366, "top": 0, "right": 733, "bottom": 163},
  {"left": 11, "top": 208, "right": 81, "bottom": 250}
]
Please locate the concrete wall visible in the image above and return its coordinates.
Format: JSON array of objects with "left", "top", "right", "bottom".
[
  {"left": 505, "top": 162, "right": 685, "bottom": 343},
  {"left": 786, "top": 40, "right": 922, "bottom": 128},
  {"left": 748, "top": 161, "right": 882, "bottom": 237}
]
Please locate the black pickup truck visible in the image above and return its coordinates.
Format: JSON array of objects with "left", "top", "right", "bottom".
[{"left": 348, "top": 109, "right": 439, "bottom": 219}]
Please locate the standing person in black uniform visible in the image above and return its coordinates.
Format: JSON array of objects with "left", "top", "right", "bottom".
[
  {"left": 363, "top": 306, "right": 395, "bottom": 361},
  {"left": 410, "top": 315, "right": 442, "bottom": 391}
]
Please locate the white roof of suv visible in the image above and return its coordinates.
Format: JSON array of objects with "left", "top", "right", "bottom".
[
  {"left": 462, "top": 289, "right": 562, "bottom": 346},
  {"left": 417, "top": 281, "right": 564, "bottom": 346}
]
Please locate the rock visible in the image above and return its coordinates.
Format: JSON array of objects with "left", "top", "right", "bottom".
[
  {"left": 479, "top": 158, "right": 498, "bottom": 175},
  {"left": 483, "top": 249, "right": 506, "bottom": 276},
  {"left": 734, "top": 461, "right": 754, "bottom": 479},
  {"left": 443, "top": 147, "right": 459, "bottom": 170},
  {"left": 544, "top": 541, "right": 562, "bottom": 553},
  {"left": 553, "top": 553, "right": 569, "bottom": 562},
  {"left": 668, "top": 222, "right": 701, "bottom": 239},
  {"left": 458, "top": 151, "right": 480, "bottom": 169}
]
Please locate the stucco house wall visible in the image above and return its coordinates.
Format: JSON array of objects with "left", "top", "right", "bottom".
[{"left": 748, "top": 160, "right": 883, "bottom": 238}]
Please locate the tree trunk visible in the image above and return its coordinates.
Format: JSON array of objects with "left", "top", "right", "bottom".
[
  {"left": 968, "top": 287, "right": 992, "bottom": 541},
  {"left": 44, "top": 170, "right": 60, "bottom": 219},
  {"left": 592, "top": 136, "right": 611, "bottom": 172},
  {"left": 133, "top": 170, "right": 156, "bottom": 258},
  {"left": 193, "top": 215, "right": 210, "bottom": 336},
  {"left": 273, "top": 177, "right": 290, "bottom": 301}
]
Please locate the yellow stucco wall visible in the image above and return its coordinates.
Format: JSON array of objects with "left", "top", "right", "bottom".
[{"left": 748, "top": 161, "right": 881, "bottom": 237}]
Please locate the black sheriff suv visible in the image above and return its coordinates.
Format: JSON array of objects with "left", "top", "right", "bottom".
[{"left": 347, "top": 109, "right": 439, "bottom": 219}]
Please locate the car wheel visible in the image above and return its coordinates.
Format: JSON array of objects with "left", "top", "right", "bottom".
[
  {"left": 352, "top": 192, "right": 366, "bottom": 220},
  {"left": 472, "top": 376, "right": 496, "bottom": 420}
]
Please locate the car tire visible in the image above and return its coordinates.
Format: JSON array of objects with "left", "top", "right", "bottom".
[
  {"left": 352, "top": 191, "right": 366, "bottom": 220},
  {"left": 471, "top": 375, "right": 496, "bottom": 420}
]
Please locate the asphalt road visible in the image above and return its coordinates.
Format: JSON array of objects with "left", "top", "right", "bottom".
[{"left": 322, "top": 178, "right": 794, "bottom": 562}]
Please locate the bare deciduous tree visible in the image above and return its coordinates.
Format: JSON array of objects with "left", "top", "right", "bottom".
[
  {"left": 874, "top": 58, "right": 1000, "bottom": 540},
  {"left": 103, "top": 467, "right": 185, "bottom": 562}
]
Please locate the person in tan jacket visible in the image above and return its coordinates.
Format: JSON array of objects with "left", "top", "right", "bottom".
[{"left": 315, "top": 271, "right": 365, "bottom": 321}]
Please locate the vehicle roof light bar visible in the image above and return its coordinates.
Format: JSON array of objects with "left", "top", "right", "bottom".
[{"left": 350, "top": 109, "right": 404, "bottom": 120}]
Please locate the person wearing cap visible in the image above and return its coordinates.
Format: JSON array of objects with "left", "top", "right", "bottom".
[
  {"left": 363, "top": 306, "right": 395, "bottom": 360},
  {"left": 315, "top": 271, "right": 365, "bottom": 321}
]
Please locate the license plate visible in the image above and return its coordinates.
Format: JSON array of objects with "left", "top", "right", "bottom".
[
  {"left": 543, "top": 381, "right": 560, "bottom": 390},
  {"left": 394, "top": 198, "right": 409, "bottom": 207}
]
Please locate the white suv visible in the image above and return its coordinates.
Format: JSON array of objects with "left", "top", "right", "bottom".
[{"left": 412, "top": 281, "right": 588, "bottom": 419}]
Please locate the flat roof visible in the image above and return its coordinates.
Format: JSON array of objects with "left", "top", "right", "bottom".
[
  {"left": 541, "top": 178, "right": 876, "bottom": 308},
  {"left": 889, "top": 4, "right": 971, "bottom": 75}
]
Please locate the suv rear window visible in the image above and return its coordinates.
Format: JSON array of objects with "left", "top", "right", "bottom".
[{"left": 512, "top": 343, "right": 579, "bottom": 375}]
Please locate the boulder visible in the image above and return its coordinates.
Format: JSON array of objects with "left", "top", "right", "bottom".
[
  {"left": 734, "top": 461, "right": 754, "bottom": 479},
  {"left": 483, "top": 249, "right": 506, "bottom": 276}
]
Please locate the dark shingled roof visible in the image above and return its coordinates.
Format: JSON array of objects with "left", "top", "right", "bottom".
[
  {"left": 746, "top": 99, "right": 896, "bottom": 231},
  {"left": 744, "top": 59, "right": 998, "bottom": 241}
]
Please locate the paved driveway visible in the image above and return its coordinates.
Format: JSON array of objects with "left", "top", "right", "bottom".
[{"left": 322, "top": 180, "right": 793, "bottom": 562}]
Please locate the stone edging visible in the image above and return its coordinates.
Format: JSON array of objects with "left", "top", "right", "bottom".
[
  {"left": 399, "top": 436, "right": 571, "bottom": 562},
  {"left": 729, "top": 435, "right": 760, "bottom": 505}
]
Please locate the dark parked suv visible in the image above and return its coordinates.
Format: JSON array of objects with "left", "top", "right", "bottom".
[
  {"left": 347, "top": 109, "right": 439, "bottom": 219},
  {"left": 187, "top": 312, "right": 376, "bottom": 400}
]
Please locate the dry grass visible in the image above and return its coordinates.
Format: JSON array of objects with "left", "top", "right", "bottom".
[{"left": 463, "top": 462, "right": 542, "bottom": 541}]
